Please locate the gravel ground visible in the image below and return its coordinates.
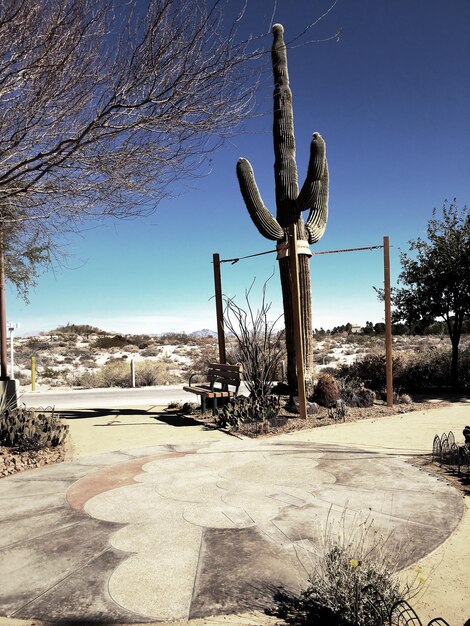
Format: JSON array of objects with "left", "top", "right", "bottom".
[
  {"left": 218, "top": 399, "right": 447, "bottom": 437},
  {"left": 0, "top": 444, "right": 66, "bottom": 478}
]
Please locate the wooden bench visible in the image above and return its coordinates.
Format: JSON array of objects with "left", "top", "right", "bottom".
[{"left": 183, "top": 363, "right": 242, "bottom": 415}]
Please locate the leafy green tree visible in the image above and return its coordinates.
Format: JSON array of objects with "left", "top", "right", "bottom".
[{"left": 393, "top": 201, "right": 470, "bottom": 387}]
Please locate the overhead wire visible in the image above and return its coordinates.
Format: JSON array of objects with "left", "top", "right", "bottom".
[{"left": 218, "top": 244, "right": 384, "bottom": 264}]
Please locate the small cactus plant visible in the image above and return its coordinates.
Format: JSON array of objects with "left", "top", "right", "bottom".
[
  {"left": 217, "top": 395, "right": 280, "bottom": 431},
  {"left": 315, "top": 373, "right": 340, "bottom": 408},
  {"left": 237, "top": 24, "right": 329, "bottom": 392},
  {"left": 0, "top": 405, "right": 69, "bottom": 449}
]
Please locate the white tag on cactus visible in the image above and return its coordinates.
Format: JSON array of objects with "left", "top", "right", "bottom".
[{"left": 276, "top": 240, "right": 312, "bottom": 260}]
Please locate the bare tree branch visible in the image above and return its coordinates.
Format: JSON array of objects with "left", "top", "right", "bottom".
[
  {"left": 0, "top": 0, "right": 340, "bottom": 295},
  {"left": 224, "top": 277, "right": 283, "bottom": 400}
]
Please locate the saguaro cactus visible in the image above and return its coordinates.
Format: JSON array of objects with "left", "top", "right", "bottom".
[{"left": 237, "top": 24, "right": 329, "bottom": 391}]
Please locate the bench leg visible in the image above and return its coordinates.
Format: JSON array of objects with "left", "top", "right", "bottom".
[
  {"left": 212, "top": 397, "right": 217, "bottom": 416},
  {"left": 201, "top": 396, "right": 206, "bottom": 414}
]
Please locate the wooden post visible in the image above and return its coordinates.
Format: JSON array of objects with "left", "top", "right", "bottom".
[
  {"left": 31, "top": 356, "right": 36, "bottom": 391},
  {"left": 130, "top": 358, "right": 136, "bottom": 388},
  {"left": 288, "top": 224, "right": 307, "bottom": 419},
  {"left": 383, "top": 236, "right": 393, "bottom": 407},
  {"left": 213, "top": 253, "right": 226, "bottom": 364}
]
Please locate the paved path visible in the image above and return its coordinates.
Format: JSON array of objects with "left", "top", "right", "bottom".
[
  {"left": 21, "top": 384, "right": 252, "bottom": 410},
  {"left": 21, "top": 385, "right": 193, "bottom": 409},
  {"left": 0, "top": 402, "right": 469, "bottom": 625}
]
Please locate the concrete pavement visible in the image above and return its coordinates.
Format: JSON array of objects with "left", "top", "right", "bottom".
[
  {"left": 0, "top": 403, "right": 469, "bottom": 624},
  {"left": 21, "top": 385, "right": 193, "bottom": 409},
  {"left": 21, "top": 384, "right": 252, "bottom": 410}
]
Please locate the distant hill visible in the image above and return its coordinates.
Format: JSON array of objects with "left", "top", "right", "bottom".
[{"left": 189, "top": 329, "right": 217, "bottom": 338}]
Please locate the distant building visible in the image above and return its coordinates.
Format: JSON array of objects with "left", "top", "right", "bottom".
[{"left": 350, "top": 325, "right": 362, "bottom": 334}]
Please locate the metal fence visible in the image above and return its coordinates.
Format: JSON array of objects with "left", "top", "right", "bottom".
[
  {"left": 360, "top": 584, "right": 451, "bottom": 625},
  {"left": 432, "top": 431, "right": 470, "bottom": 479}
]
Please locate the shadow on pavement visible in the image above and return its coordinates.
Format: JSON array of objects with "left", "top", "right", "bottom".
[
  {"left": 151, "top": 408, "right": 210, "bottom": 427},
  {"left": 60, "top": 407, "right": 209, "bottom": 428},
  {"left": 60, "top": 408, "right": 148, "bottom": 420}
]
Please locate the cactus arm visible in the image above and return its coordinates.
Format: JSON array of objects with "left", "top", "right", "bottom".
[
  {"left": 272, "top": 24, "right": 299, "bottom": 223},
  {"left": 297, "top": 132, "right": 329, "bottom": 244},
  {"left": 297, "top": 133, "right": 327, "bottom": 210},
  {"left": 305, "top": 161, "right": 329, "bottom": 244},
  {"left": 237, "top": 157, "right": 284, "bottom": 241}
]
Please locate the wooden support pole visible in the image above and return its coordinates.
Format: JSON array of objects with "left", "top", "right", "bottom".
[
  {"left": 288, "top": 224, "right": 307, "bottom": 419},
  {"left": 383, "top": 236, "right": 393, "bottom": 407},
  {"left": 213, "top": 253, "right": 226, "bottom": 364}
]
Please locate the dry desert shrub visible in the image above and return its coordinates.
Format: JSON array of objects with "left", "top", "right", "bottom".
[
  {"left": 267, "top": 511, "right": 423, "bottom": 626},
  {"left": 337, "top": 344, "right": 470, "bottom": 390},
  {"left": 74, "top": 358, "right": 180, "bottom": 388}
]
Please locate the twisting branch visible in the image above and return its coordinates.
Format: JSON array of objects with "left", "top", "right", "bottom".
[{"left": 223, "top": 276, "right": 283, "bottom": 400}]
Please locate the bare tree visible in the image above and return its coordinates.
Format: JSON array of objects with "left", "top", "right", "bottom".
[
  {"left": 0, "top": 0, "right": 259, "bottom": 233},
  {"left": 0, "top": 0, "right": 265, "bottom": 385}
]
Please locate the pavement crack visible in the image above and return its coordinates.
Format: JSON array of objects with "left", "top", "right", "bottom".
[
  {"left": 8, "top": 546, "right": 113, "bottom": 618},
  {"left": 189, "top": 526, "right": 204, "bottom": 620},
  {"left": 0, "top": 519, "right": 84, "bottom": 552}
]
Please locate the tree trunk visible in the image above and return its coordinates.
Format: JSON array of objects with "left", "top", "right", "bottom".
[
  {"left": 0, "top": 232, "right": 8, "bottom": 380},
  {"left": 450, "top": 335, "right": 460, "bottom": 389},
  {"left": 279, "top": 222, "right": 314, "bottom": 392}
]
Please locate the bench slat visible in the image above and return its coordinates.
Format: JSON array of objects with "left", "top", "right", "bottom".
[
  {"left": 185, "top": 363, "right": 242, "bottom": 414},
  {"left": 183, "top": 386, "right": 234, "bottom": 399}
]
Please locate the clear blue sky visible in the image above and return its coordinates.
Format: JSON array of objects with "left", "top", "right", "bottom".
[{"left": 8, "top": 0, "right": 470, "bottom": 335}]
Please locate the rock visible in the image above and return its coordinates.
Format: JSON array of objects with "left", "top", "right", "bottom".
[
  {"left": 285, "top": 397, "right": 319, "bottom": 415},
  {"left": 307, "top": 401, "right": 320, "bottom": 415},
  {"left": 0, "top": 444, "right": 65, "bottom": 478}
]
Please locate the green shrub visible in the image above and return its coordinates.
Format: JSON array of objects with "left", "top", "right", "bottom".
[
  {"left": 0, "top": 405, "right": 68, "bottom": 449},
  {"left": 217, "top": 395, "right": 280, "bottom": 430},
  {"left": 314, "top": 373, "right": 340, "bottom": 408}
]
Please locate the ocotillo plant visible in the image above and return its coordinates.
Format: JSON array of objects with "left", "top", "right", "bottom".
[{"left": 237, "top": 24, "right": 329, "bottom": 391}]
